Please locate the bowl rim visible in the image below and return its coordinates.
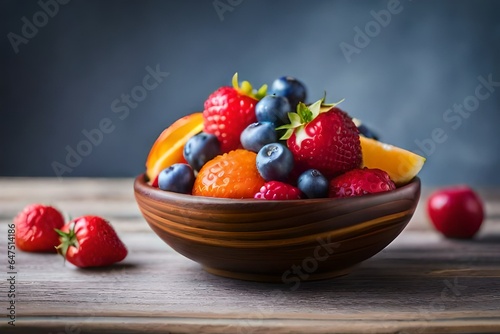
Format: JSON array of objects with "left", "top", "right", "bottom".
[{"left": 134, "top": 174, "right": 421, "bottom": 206}]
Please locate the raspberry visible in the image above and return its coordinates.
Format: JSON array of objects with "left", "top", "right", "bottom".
[
  {"left": 254, "top": 181, "right": 302, "bottom": 200},
  {"left": 193, "top": 149, "right": 265, "bottom": 199},
  {"left": 329, "top": 168, "right": 396, "bottom": 198}
]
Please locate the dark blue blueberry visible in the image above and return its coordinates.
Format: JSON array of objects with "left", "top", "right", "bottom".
[
  {"left": 158, "top": 163, "right": 195, "bottom": 194},
  {"left": 297, "top": 169, "right": 329, "bottom": 199},
  {"left": 270, "top": 76, "right": 307, "bottom": 110},
  {"left": 255, "top": 95, "right": 292, "bottom": 126},
  {"left": 256, "top": 143, "right": 294, "bottom": 181},
  {"left": 357, "top": 124, "right": 379, "bottom": 141},
  {"left": 240, "top": 122, "right": 278, "bottom": 153},
  {"left": 183, "top": 132, "right": 220, "bottom": 171}
]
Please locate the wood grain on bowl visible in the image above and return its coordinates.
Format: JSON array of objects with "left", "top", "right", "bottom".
[{"left": 134, "top": 175, "right": 420, "bottom": 282}]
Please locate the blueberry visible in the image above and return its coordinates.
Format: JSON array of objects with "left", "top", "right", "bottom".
[
  {"left": 357, "top": 124, "right": 379, "bottom": 141},
  {"left": 158, "top": 163, "right": 195, "bottom": 194},
  {"left": 255, "top": 95, "right": 292, "bottom": 126},
  {"left": 256, "top": 143, "right": 294, "bottom": 181},
  {"left": 297, "top": 169, "right": 329, "bottom": 199},
  {"left": 183, "top": 132, "right": 220, "bottom": 171},
  {"left": 240, "top": 122, "right": 278, "bottom": 153},
  {"left": 270, "top": 76, "right": 307, "bottom": 110}
]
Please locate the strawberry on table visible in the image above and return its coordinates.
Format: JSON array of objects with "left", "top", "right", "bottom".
[
  {"left": 329, "top": 168, "right": 396, "bottom": 198},
  {"left": 56, "top": 215, "right": 127, "bottom": 268},
  {"left": 278, "top": 99, "right": 362, "bottom": 178},
  {"left": 203, "top": 73, "right": 267, "bottom": 153},
  {"left": 14, "top": 204, "right": 65, "bottom": 252}
]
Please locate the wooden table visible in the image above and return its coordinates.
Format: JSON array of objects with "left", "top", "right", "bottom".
[{"left": 1, "top": 178, "right": 499, "bottom": 334}]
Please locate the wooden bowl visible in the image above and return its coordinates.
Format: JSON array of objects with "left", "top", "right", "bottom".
[{"left": 134, "top": 175, "right": 420, "bottom": 282}]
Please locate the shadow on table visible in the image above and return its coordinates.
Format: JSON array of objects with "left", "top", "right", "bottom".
[
  {"left": 473, "top": 233, "right": 500, "bottom": 244},
  {"left": 195, "top": 244, "right": 495, "bottom": 301},
  {"left": 72, "top": 263, "right": 139, "bottom": 275}
]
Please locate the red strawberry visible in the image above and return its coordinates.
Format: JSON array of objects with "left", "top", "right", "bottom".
[
  {"left": 56, "top": 216, "right": 127, "bottom": 268},
  {"left": 203, "top": 73, "right": 267, "bottom": 153},
  {"left": 254, "top": 181, "right": 302, "bottom": 200},
  {"left": 329, "top": 168, "right": 396, "bottom": 198},
  {"left": 151, "top": 174, "right": 159, "bottom": 188},
  {"left": 14, "top": 204, "right": 65, "bottom": 252},
  {"left": 278, "top": 99, "right": 362, "bottom": 178}
]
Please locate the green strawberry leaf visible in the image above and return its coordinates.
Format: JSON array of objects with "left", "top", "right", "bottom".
[
  {"left": 276, "top": 112, "right": 302, "bottom": 130},
  {"left": 232, "top": 72, "right": 268, "bottom": 100},
  {"left": 255, "top": 84, "right": 268, "bottom": 100},
  {"left": 308, "top": 99, "right": 323, "bottom": 119},
  {"left": 288, "top": 112, "right": 303, "bottom": 127},
  {"left": 55, "top": 223, "right": 79, "bottom": 264},
  {"left": 297, "top": 103, "right": 313, "bottom": 123},
  {"left": 280, "top": 128, "right": 295, "bottom": 140},
  {"left": 232, "top": 72, "right": 239, "bottom": 89},
  {"left": 240, "top": 80, "right": 253, "bottom": 95},
  {"left": 275, "top": 96, "right": 345, "bottom": 140}
]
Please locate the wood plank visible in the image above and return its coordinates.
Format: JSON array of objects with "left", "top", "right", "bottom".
[
  {"left": 1, "top": 178, "right": 499, "bottom": 333},
  {"left": 5, "top": 317, "right": 500, "bottom": 334}
]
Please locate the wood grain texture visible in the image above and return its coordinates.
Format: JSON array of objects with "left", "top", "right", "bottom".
[{"left": 1, "top": 177, "right": 500, "bottom": 334}]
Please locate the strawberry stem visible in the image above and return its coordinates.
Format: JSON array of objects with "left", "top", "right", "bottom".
[
  {"left": 232, "top": 73, "right": 268, "bottom": 100},
  {"left": 55, "top": 223, "right": 78, "bottom": 259},
  {"left": 276, "top": 97, "right": 344, "bottom": 140}
]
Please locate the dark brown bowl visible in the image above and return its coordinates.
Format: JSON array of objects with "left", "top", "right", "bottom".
[{"left": 134, "top": 174, "right": 420, "bottom": 282}]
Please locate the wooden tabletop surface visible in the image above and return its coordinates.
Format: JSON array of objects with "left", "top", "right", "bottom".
[{"left": 1, "top": 178, "right": 499, "bottom": 334}]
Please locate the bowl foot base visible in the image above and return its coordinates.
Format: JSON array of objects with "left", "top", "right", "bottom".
[{"left": 203, "top": 266, "right": 354, "bottom": 283}]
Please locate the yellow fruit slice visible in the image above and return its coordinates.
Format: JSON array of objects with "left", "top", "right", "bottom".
[
  {"left": 146, "top": 113, "right": 204, "bottom": 182},
  {"left": 359, "top": 136, "right": 425, "bottom": 186}
]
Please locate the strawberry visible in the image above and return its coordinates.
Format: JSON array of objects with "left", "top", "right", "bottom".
[
  {"left": 254, "top": 181, "right": 302, "bottom": 200},
  {"left": 203, "top": 73, "right": 267, "bottom": 153},
  {"left": 278, "top": 99, "right": 362, "bottom": 178},
  {"left": 56, "top": 215, "right": 127, "bottom": 268},
  {"left": 14, "top": 204, "right": 65, "bottom": 252},
  {"left": 151, "top": 174, "right": 159, "bottom": 188},
  {"left": 329, "top": 168, "right": 396, "bottom": 198}
]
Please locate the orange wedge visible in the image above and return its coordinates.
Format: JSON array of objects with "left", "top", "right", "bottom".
[
  {"left": 146, "top": 113, "right": 204, "bottom": 182},
  {"left": 360, "top": 136, "right": 425, "bottom": 186}
]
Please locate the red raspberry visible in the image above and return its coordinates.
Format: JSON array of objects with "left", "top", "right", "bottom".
[
  {"left": 329, "top": 168, "right": 396, "bottom": 198},
  {"left": 255, "top": 181, "right": 302, "bottom": 200},
  {"left": 14, "top": 204, "right": 65, "bottom": 252}
]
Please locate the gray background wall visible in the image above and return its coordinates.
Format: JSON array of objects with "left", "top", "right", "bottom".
[{"left": 1, "top": 0, "right": 499, "bottom": 185}]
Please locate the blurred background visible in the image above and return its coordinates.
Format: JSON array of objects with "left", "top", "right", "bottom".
[{"left": 1, "top": 0, "right": 499, "bottom": 185}]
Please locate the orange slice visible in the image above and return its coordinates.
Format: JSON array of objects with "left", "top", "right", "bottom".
[
  {"left": 359, "top": 136, "right": 425, "bottom": 186},
  {"left": 146, "top": 113, "right": 204, "bottom": 182}
]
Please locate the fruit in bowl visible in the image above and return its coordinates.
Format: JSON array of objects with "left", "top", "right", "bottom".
[{"left": 135, "top": 73, "right": 425, "bottom": 282}]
